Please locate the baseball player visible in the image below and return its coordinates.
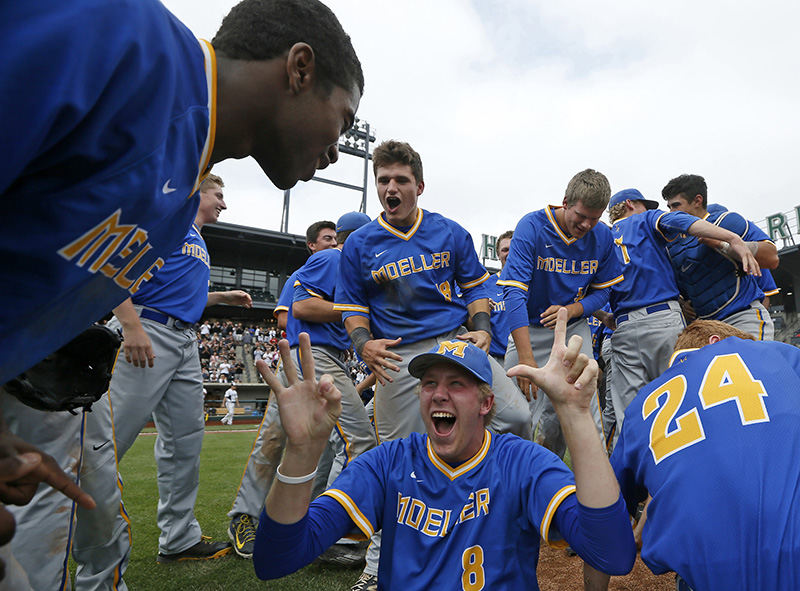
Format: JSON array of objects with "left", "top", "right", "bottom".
[
  {"left": 586, "top": 320, "right": 800, "bottom": 591},
  {"left": 661, "top": 174, "right": 779, "bottom": 339},
  {"left": 226, "top": 220, "right": 340, "bottom": 558},
  {"left": 0, "top": 0, "right": 364, "bottom": 386},
  {"left": 498, "top": 169, "right": 623, "bottom": 459},
  {"left": 65, "top": 175, "right": 255, "bottom": 591},
  {"left": 222, "top": 384, "right": 239, "bottom": 425},
  {"left": 334, "top": 140, "right": 531, "bottom": 590},
  {"left": 604, "top": 188, "right": 760, "bottom": 450},
  {"left": 252, "top": 310, "right": 636, "bottom": 589},
  {"left": 486, "top": 230, "right": 514, "bottom": 364}
]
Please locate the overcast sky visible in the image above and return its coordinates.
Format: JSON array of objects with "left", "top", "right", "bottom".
[{"left": 163, "top": 0, "right": 800, "bottom": 250}]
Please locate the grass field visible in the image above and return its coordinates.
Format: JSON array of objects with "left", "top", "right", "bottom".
[{"left": 95, "top": 425, "right": 361, "bottom": 590}]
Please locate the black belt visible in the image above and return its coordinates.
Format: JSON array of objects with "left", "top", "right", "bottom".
[
  {"left": 616, "top": 302, "right": 671, "bottom": 326},
  {"left": 139, "top": 308, "right": 193, "bottom": 330}
]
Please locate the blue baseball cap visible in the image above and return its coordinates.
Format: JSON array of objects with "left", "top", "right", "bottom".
[
  {"left": 336, "top": 211, "right": 371, "bottom": 232},
  {"left": 408, "top": 340, "right": 493, "bottom": 386},
  {"left": 608, "top": 188, "right": 659, "bottom": 211}
]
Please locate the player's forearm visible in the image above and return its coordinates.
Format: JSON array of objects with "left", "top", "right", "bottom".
[
  {"left": 510, "top": 326, "right": 536, "bottom": 365},
  {"left": 751, "top": 240, "right": 779, "bottom": 269},
  {"left": 293, "top": 298, "right": 341, "bottom": 323},
  {"left": 265, "top": 444, "right": 326, "bottom": 525},
  {"left": 275, "top": 311, "right": 288, "bottom": 331},
  {"left": 576, "top": 289, "right": 608, "bottom": 319},
  {"left": 112, "top": 298, "right": 142, "bottom": 330},
  {"left": 556, "top": 406, "right": 619, "bottom": 508}
]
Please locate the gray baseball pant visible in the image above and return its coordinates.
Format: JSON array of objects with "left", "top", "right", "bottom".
[{"left": 720, "top": 300, "right": 774, "bottom": 341}]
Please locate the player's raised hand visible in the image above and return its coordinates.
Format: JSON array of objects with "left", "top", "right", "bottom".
[
  {"left": 509, "top": 308, "right": 597, "bottom": 411},
  {"left": 361, "top": 338, "right": 403, "bottom": 385},
  {"left": 255, "top": 333, "right": 341, "bottom": 451},
  {"left": 227, "top": 289, "right": 253, "bottom": 308},
  {"left": 539, "top": 302, "right": 582, "bottom": 330}
]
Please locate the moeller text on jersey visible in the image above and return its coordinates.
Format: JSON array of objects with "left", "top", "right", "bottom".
[
  {"left": 57, "top": 209, "right": 166, "bottom": 295},
  {"left": 371, "top": 251, "right": 451, "bottom": 284},
  {"left": 537, "top": 256, "right": 599, "bottom": 276},
  {"left": 396, "top": 488, "right": 490, "bottom": 538}
]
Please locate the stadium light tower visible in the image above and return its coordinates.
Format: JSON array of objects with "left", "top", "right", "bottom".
[{"left": 279, "top": 118, "right": 376, "bottom": 233}]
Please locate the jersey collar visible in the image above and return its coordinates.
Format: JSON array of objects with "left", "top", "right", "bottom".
[
  {"left": 377, "top": 209, "right": 423, "bottom": 241},
  {"left": 191, "top": 223, "right": 202, "bottom": 235},
  {"left": 426, "top": 430, "right": 492, "bottom": 481},
  {"left": 668, "top": 347, "right": 699, "bottom": 367},
  {"left": 545, "top": 205, "right": 576, "bottom": 245}
]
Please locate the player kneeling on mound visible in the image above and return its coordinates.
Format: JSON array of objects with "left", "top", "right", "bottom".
[{"left": 252, "top": 309, "right": 635, "bottom": 590}]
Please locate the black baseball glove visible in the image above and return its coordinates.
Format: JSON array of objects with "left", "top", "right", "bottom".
[{"left": 4, "top": 325, "right": 122, "bottom": 413}]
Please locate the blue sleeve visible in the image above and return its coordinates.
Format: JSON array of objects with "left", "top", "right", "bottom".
[
  {"left": 253, "top": 496, "right": 353, "bottom": 580},
  {"left": 553, "top": 494, "right": 636, "bottom": 575},
  {"left": 452, "top": 222, "right": 490, "bottom": 304},
  {"left": 335, "top": 239, "right": 370, "bottom": 320},
  {"left": 296, "top": 250, "right": 338, "bottom": 300},
  {"left": 578, "top": 287, "right": 610, "bottom": 318},
  {"left": 499, "top": 215, "right": 537, "bottom": 331},
  {"left": 275, "top": 271, "right": 299, "bottom": 312},
  {"left": 655, "top": 210, "right": 697, "bottom": 240},
  {"left": 716, "top": 211, "right": 772, "bottom": 242}
]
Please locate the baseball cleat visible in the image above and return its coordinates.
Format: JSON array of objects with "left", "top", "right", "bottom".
[
  {"left": 156, "top": 538, "right": 231, "bottom": 563},
  {"left": 228, "top": 513, "right": 257, "bottom": 559}
]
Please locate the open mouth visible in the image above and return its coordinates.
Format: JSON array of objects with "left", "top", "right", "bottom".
[
  {"left": 386, "top": 196, "right": 401, "bottom": 210},
  {"left": 431, "top": 411, "right": 456, "bottom": 436}
]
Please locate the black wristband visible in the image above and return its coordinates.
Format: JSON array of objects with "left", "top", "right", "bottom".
[
  {"left": 470, "top": 311, "right": 491, "bottom": 334},
  {"left": 349, "top": 327, "right": 371, "bottom": 358}
]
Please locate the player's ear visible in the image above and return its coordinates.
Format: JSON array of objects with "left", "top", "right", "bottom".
[
  {"left": 692, "top": 194, "right": 704, "bottom": 208},
  {"left": 285, "top": 42, "right": 316, "bottom": 94},
  {"left": 479, "top": 393, "right": 494, "bottom": 416},
  {"left": 708, "top": 335, "right": 721, "bottom": 344},
  {"left": 416, "top": 180, "right": 425, "bottom": 196}
]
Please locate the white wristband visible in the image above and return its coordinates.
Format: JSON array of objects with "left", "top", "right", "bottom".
[{"left": 275, "top": 464, "right": 317, "bottom": 485}]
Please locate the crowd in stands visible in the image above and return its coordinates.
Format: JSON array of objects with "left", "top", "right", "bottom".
[{"left": 198, "top": 319, "right": 285, "bottom": 383}]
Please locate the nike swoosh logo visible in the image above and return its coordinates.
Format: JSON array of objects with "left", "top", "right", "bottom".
[
  {"left": 375, "top": 250, "right": 388, "bottom": 257},
  {"left": 545, "top": 244, "right": 554, "bottom": 248},
  {"left": 681, "top": 264, "right": 692, "bottom": 272},
  {"left": 162, "top": 179, "right": 177, "bottom": 194},
  {"left": 93, "top": 441, "right": 110, "bottom": 451}
]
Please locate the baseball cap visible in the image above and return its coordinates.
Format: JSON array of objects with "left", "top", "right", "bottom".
[
  {"left": 608, "top": 188, "right": 659, "bottom": 211},
  {"left": 408, "top": 340, "right": 492, "bottom": 386},
  {"left": 336, "top": 211, "right": 371, "bottom": 233}
]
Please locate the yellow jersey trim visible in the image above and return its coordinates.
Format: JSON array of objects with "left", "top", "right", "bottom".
[
  {"left": 333, "top": 303, "right": 370, "bottom": 314},
  {"left": 540, "top": 484, "right": 576, "bottom": 547},
  {"left": 377, "top": 209, "right": 423, "bottom": 241},
  {"left": 303, "top": 287, "right": 324, "bottom": 299},
  {"left": 669, "top": 347, "right": 699, "bottom": 367},
  {"left": 322, "top": 489, "right": 375, "bottom": 538},
  {"left": 545, "top": 205, "right": 576, "bottom": 245},
  {"left": 426, "top": 430, "right": 492, "bottom": 481},
  {"left": 191, "top": 40, "right": 217, "bottom": 196},
  {"left": 654, "top": 211, "right": 678, "bottom": 243},
  {"left": 764, "top": 288, "right": 780, "bottom": 296},
  {"left": 497, "top": 279, "right": 529, "bottom": 292},
  {"left": 590, "top": 274, "right": 625, "bottom": 289},
  {"left": 459, "top": 271, "right": 490, "bottom": 290}
]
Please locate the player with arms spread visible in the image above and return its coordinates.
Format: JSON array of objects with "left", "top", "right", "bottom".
[
  {"left": 587, "top": 319, "right": 800, "bottom": 591},
  {"left": 253, "top": 310, "right": 636, "bottom": 589}
]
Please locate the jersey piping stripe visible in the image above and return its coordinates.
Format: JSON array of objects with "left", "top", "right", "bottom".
[
  {"left": 190, "top": 39, "right": 217, "bottom": 195},
  {"left": 273, "top": 305, "right": 289, "bottom": 313},
  {"left": 333, "top": 303, "right": 370, "bottom": 313},
  {"left": 669, "top": 347, "right": 699, "bottom": 367},
  {"left": 764, "top": 288, "right": 780, "bottom": 296},
  {"left": 60, "top": 412, "right": 89, "bottom": 591},
  {"left": 426, "top": 430, "right": 492, "bottom": 481},
  {"left": 755, "top": 306, "right": 765, "bottom": 340},
  {"left": 545, "top": 205, "right": 576, "bottom": 245},
  {"left": 377, "top": 209, "right": 423, "bottom": 240},
  {"left": 540, "top": 484, "right": 576, "bottom": 547},
  {"left": 302, "top": 286, "right": 325, "bottom": 299},
  {"left": 496, "top": 279, "right": 529, "bottom": 291},
  {"left": 322, "top": 489, "right": 375, "bottom": 537},
  {"left": 654, "top": 211, "right": 679, "bottom": 242},
  {"left": 590, "top": 274, "right": 625, "bottom": 289},
  {"left": 459, "top": 271, "right": 490, "bottom": 289}
]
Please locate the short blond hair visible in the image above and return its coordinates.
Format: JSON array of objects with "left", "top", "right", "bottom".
[
  {"left": 200, "top": 173, "right": 224, "bottom": 191},
  {"left": 608, "top": 202, "right": 627, "bottom": 223},
  {"left": 564, "top": 169, "right": 610, "bottom": 209},
  {"left": 674, "top": 320, "right": 755, "bottom": 350}
]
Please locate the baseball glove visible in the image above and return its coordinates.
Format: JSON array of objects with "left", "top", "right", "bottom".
[{"left": 4, "top": 325, "right": 122, "bottom": 413}]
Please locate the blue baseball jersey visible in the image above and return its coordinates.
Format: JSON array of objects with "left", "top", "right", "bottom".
[
  {"left": 758, "top": 268, "right": 779, "bottom": 298},
  {"left": 485, "top": 272, "right": 510, "bottom": 357},
  {"left": 609, "top": 210, "right": 697, "bottom": 314},
  {"left": 322, "top": 431, "right": 577, "bottom": 590},
  {"left": 334, "top": 210, "right": 490, "bottom": 343},
  {"left": 0, "top": 0, "right": 215, "bottom": 383},
  {"left": 499, "top": 206, "right": 624, "bottom": 331},
  {"left": 289, "top": 248, "right": 348, "bottom": 350},
  {"left": 666, "top": 211, "right": 771, "bottom": 319},
  {"left": 274, "top": 271, "right": 300, "bottom": 320},
  {"left": 612, "top": 338, "right": 800, "bottom": 590},
  {"left": 132, "top": 224, "right": 210, "bottom": 323}
]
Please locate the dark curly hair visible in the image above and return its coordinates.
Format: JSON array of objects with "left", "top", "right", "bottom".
[
  {"left": 212, "top": 0, "right": 363, "bottom": 96},
  {"left": 372, "top": 140, "right": 424, "bottom": 183},
  {"left": 662, "top": 174, "right": 707, "bottom": 208}
]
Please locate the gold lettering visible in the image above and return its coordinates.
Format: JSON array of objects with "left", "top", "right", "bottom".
[
  {"left": 431, "top": 253, "right": 441, "bottom": 269},
  {"left": 410, "top": 256, "right": 424, "bottom": 273},
  {"left": 459, "top": 492, "right": 476, "bottom": 523},
  {"left": 386, "top": 262, "right": 399, "bottom": 280},
  {"left": 421, "top": 254, "right": 435, "bottom": 271},
  {"left": 130, "top": 258, "right": 164, "bottom": 294},
  {"left": 100, "top": 228, "right": 148, "bottom": 279},
  {"left": 440, "top": 510, "right": 452, "bottom": 537},
  {"left": 405, "top": 499, "right": 426, "bottom": 529},
  {"left": 371, "top": 268, "right": 388, "bottom": 283},
  {"left": 398, "top": 258, "right": 411, "bottom": 276},
  {"left": 397, "top": 494, "right": 410, "bottom": 524},
  {"left": 114, "top": 242, "right": 154, "bottom": 290},
  {"left": 590, "top": 260, "right": 598, "bottom": 275},
  {"left": 441, "top": 251, "right": 450, "bottom": 267},
  {"left": 476, "top": 488, "right": 490, "bottom": 517},
  {"left": 421, "top": 508, "right": 445, "bottom": 537}
]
